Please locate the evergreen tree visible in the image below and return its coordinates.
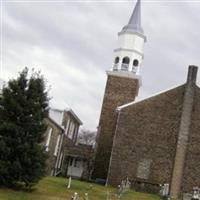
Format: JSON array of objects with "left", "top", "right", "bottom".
[{"left": 0, "top": 68, "right": 49, "bottom": 188}]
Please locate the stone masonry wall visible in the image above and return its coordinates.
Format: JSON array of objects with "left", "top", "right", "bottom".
[
  {"left": 107, "top": 85, "right": 185, "bottom": 191},
  {"left": 182, "top": 86, "right": 200, "bottom": 193},
  {"left": 93, "top": 74, "right": 139, "bottom": 180}
]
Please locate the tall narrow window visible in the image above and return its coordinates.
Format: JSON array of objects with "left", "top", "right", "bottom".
[
  {"left": 58, "top": 152, "right": 63, "bottom": 169},
  {"left": 65, "top": 119, "right": 70, "bottom": 135},
  {"left": 54, "top": 134, "right": 61, "bottom": 156},
  {"left": 68, "top": 122, "right": 75, "bottom": 139},
  {"left": 69, "top": 157, "right": 73, "bottom": 166},
  {"left": 113, "top": 57, "right": 120, "bottom": 71},
  {"left": 73, "top": 125, "right": 78, "bottom": 143},
  {"left": 132, "top": 59, "right": 139, "bottom": 73},
  {"left": 45, "top": 128, "right": 52, "bottom": 152}
]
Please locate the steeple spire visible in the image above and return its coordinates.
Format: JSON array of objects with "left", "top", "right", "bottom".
[
  {"left": 121, "top": 0, "right": 144, "bottom": 34},
  {"left": 112, "top": 0, "right": 146, "bottom": 74}
]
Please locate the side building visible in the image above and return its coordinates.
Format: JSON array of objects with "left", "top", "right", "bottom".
[{"left": 44, "top": 108, "right": 94, "bottom": 179}]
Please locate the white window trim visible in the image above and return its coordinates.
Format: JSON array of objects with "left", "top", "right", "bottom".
[
  {"left": 54, "top": 134, "right": 61, "bottom": 156},
  {"left": 73, "top": 125, "right": 78, "bottom": 142},
  {"left": 65, "top": 119, "right": 70, "bottom": 135},
  {"left": 68, "top": 122, "right": 75, "bottom": 139},
  {"left": 58, "top": 152, "right": 63, "bottom": 169},
  {"left": 45, "top": 128, "right": 52, "bottom": 152}
]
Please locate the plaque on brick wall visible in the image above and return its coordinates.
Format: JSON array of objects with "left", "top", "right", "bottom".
[{"left": 136, "top": 159, "right": 152, "bottom": 179}]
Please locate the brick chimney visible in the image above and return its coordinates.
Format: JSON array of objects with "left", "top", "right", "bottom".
[{"left": 170, "top": 66, "right": 198, "bottom": 199}]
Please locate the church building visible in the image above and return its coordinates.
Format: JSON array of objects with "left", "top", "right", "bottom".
[{"left": 92, "top": 0, "right": 200, "bottom": 199}]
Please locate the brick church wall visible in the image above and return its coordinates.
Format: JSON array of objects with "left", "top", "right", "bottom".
[
  {"left": 107, "top": 85, "right": 185, "bottom": 192},
  {"left": 93, "top": 74, "right": 139, "bottom": 180},
  {"left": 182, "top": 86, "right": 200, "bottom": 193}
]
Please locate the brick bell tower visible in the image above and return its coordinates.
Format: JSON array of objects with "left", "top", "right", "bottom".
[{"left": 92, "top": 0, "right": 147, "bottom": 181}]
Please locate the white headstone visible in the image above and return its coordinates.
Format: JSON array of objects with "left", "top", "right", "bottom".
[
  {"left": 71, "top": 192, "right": 78, "bottom": 200},
  {"left": 67, "top": 176, "right": 72, "bottom": 189},
  {"left": 192, "top": 187, "right": 200, "bottom": 200}
]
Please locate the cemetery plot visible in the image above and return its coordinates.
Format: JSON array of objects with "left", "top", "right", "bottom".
[{"left": 0, "top": 177, "right": 162, "bottom": 200}]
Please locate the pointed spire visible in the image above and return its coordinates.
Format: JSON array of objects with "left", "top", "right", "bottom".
[
  {"left": 128, "top": 0, "right": 142, "bottom": 29},
  {"left": 121, "top": 0, "right": 144, "bottom": 34}
]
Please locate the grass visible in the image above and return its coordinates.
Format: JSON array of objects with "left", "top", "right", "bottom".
[{"left": 0, "top": 176, "right": 162, "bottom": 200}]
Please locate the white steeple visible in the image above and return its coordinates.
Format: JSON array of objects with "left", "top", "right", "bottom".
[{"left": 112, "top": 0, "right": 146, "bottom": 75}]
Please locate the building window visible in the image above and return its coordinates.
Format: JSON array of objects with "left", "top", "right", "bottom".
[
  {"left": 114, "top": 57, "right": 119, "bottom": 64},
  {"left": 54, "top": 134, "right": 61, "bottom": 156},
  {"left": 69, "top": 157, "right": 73, "bottom": 166},
  {"left": 58, "top": 152, "right": 63, "bottom": 169},
  {"left": 113, "top": 57, "right": 120, "bottom": 71},
  {"left": 45, "top": 128, "right": 52, "bottom": 152},
  {"left": 68, "top": 122, "right": 75, "bottom": 139},
  {"left": 74, "top": 158, "right": 81, "bottom": 168},
  {"left": 133, "top": 59, "right": 139, "bottom": 66},
  {"left": 136, "top": 159, "right": 152, "bottom": 179},
  {"left": 73, "top": 126, "right": 78, "bottom": 143},
  {"left": 121, "top": 57, "right": 130, "bottom": 71},
  {"left": 65, "top": 119, "right": 70, "bottom": 135},
  {"left": 122, "top": 57, "right": 130, "bottom": 64}
]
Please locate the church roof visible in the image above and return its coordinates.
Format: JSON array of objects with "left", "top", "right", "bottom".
[
  {"left": 118, "top": 66, "right": 199, "bottom": 111},
  {"left": 121, "top": 0, "right": 144, "bottom": 34},
  {"left": 117, "top": 84, "right": 185, "bottom": 111}
]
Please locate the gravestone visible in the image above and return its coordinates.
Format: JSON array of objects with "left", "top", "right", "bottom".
[
  {"left": 67, "top": 176, "right": 72, "bottom": 189},
  {"left": 117, "top": 177, "right": 131, "bottom": 198},
  {"left": 71, "top": 192, "right": 78, "bottom": 200},
  {"left": 84, "top": 193, "right": 88, "bottom": 200},
  {"left": 159, "top": 183, "right": 169, "bottom": 199},
  {"left": 191, "top": 187, "right": 200, "bottom": 200}
]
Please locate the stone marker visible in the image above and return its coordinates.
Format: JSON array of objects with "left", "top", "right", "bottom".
[
  {"left": 67, "top": 176, "right": 72, "bottom": 189},
  {"left": 71, "top": 192, "right": 78, "bottom": 200},
  {"left": 159, "top": 183, "right": 169, "bottom": 199},
  {"left": 191, "top": 187, "right": 200, "bottom": 200},
  {"left": 84, "top": 193, "right": 88, "bottom": 200}
]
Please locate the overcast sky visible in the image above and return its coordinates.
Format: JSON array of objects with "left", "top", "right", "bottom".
[{"left": 2, "top": 0, "right": 200, "bottom": 130}]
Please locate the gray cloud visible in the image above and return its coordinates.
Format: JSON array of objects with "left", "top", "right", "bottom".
[{"left": 2, "top": 1, "right": 200, "bottom": 130}]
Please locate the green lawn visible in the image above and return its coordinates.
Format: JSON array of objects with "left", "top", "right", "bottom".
[{"left": 0, "top": 177, "right": 162, "bottom": 200}]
